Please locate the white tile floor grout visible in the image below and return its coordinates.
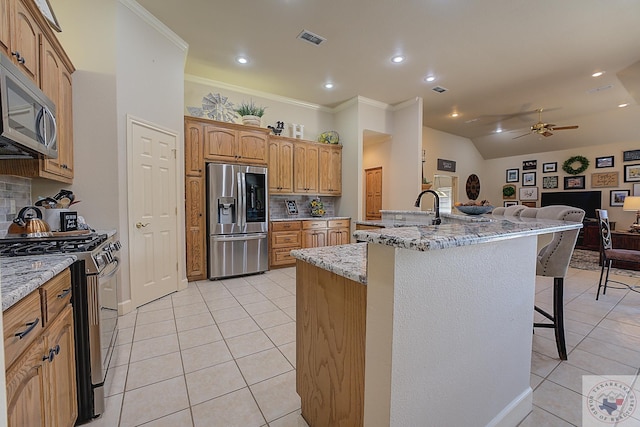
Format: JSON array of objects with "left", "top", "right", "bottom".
[{"left": 85, "top": 265, "right": 640, "bottom": 427}]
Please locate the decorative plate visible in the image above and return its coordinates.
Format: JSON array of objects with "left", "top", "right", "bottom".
[{"left": 466, "top": 174, "right": 481, "bottom": 200}]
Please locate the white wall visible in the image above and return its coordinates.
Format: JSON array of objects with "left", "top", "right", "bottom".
[
  {"left": 333, "top": 98, "right": 360, "bottom": 224},
  {"left": 389, "top": 98, "right": 423, "bottom": 209},
  {"left": 422, "top": 127, "right": 487, "bottom": 203},
  {"left": 38, "top": 0, "right": 187, "bottom": 312},
  {"left": 485, "top": 140, "right": 640, "bottom": 227},
  {"left": 363, "top": 134, "right": 392, "bottom": 212}
]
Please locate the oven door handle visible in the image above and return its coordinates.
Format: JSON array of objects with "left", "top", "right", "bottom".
[{"left": 100, "top": 257, "right": 120, "bottom": 281}]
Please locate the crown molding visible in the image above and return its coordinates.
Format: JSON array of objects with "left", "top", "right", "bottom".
[
  {"left": 392, "top": 97, "right": 421, "bottom": 111},
  {"left": 119, "top": 0, "right": 189, "bottom": 52},
  {"left": 185, "top": 74, "right": 332, "bottom": 113}
]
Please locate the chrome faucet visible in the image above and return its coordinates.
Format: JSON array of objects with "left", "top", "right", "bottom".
[{"left": 414, "top": 189, "right": 441, "bottom": 225}]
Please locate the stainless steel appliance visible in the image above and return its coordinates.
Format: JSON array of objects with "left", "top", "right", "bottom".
[
  {"left": 207, "top": 163, "right": 268, "bottom": 279},
  {"left": 0, "top": 232, "right": 120, "bottom": 424},
  {"left": 0, "top": 53, "right": 57, "bottom": 158}
]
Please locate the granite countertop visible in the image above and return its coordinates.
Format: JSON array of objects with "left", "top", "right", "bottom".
[
  {"left": 1, "top": 255, "right": 77, "bottom": 311},
  {"left": 270, "top": 216, "right": 351, "bottom": 222},
  {"left": 290, "top": 243, "right": 367, "bottom": 284}
]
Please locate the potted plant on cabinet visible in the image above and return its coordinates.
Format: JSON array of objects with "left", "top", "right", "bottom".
[{"left": 235, "top": 100, "right": 266, "bottom": 126}]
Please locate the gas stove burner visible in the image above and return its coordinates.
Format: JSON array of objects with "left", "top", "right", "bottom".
[{"left": 0, "top": 233, "right": 109, "bottom": 256}]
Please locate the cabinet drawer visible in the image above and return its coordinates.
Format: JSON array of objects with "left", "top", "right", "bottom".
[
  {"left": 3, "top": 291, "right": 43, "bottom": 369},
  {"left": 302, "top": 220, "right": 327, "bottom": 230},
  {"left": 272, "top": 221, "right": 301, "bottom": 232},
  {"left": 272, "top": 248, "right": 296, "bottom": 266},
  {"left": 40, "top": 269, "right": 71, "bottom": 325},
  {"left": 271, "top": 231, "right": 302, "bottom": 248},
  {"left": 328, "top": 219, "right": 350, "bottom": 229}
]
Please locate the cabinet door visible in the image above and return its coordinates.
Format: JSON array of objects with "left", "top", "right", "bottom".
[
  {"left": 302, "top": 229, "right": 327, "bottom": 248},
  {"left": 238, "top": 131, "right": 267, "bottom": 164},
  {"left": 186, "top": 176, "right": 206, "bottom": 280},
  {"left": 58, "top": 67, "right": 74, "bottom": 178},
  {"left": 5, "top": 337, "right": 47, "bottom": 427},
  {"left": 203, "top": 125, "right": 237, "bottom": 161},
  {"left": 12, "top": 0, "right": 40, "bottom": 84},
  {"left": 185, "top": 121, "right": 204, "bottom": 176},
  {"left": 0, "top": 0, "right": 10, "bottom": 56},
  {"left": 328, "top": 228, "right": 350, "bottom": 246},
  {"left": 268, "top": 139, "right": 294, "bottom": 193},
  {"left": 294, "top": 143, "right": 319, "bottom": 193},
  {"left": 319, "top": 145, "right": 342, "bottom": 195},
  {"left": 44, "top": 305, "right": 77, "bottom": 427}
]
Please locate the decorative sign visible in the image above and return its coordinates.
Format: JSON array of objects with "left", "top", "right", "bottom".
[
  {"left": 623, "top": 150, "right": 640, "bottom": 162},
  {"left": 34, "top": 0, "right": 61, "bottom": 32},
  {"left": 437, "top": 158, "right": 456, "bottom": 172},
  {"left": 60, "top": 211, "right": 78, "bottom": 231},
  {"left": 591, "top": 172, "right": 619, "bottom": 188},
  {"left": 285, "top": 200, "right": 298, "bottom": 215},
  {"left": 542, "top": 176, "right": 558, "bottom": 189},
  {"left": 522, "top": 160, "right": 537, "bottom": 170}
]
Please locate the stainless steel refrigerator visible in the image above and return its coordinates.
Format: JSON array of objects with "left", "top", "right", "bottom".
[{"left": 207, "top": 163, "right": 268, "bottom": 279}]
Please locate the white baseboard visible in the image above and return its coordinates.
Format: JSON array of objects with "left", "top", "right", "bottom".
[{"left": 486, "top": 387, "right": 533, "bottom": 427}]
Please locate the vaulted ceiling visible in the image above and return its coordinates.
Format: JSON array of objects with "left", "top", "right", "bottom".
[{"left": 137, "top": 0, "right": 640, "bottom": 159}]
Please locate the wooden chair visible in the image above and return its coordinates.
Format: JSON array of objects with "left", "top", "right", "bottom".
[{"left": 595, "top": 209, "right": 640, "bottom": 300}]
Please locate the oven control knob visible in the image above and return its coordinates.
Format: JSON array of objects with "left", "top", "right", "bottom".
[
  {"left": 94, "top": 254, "right": 106, "bottom": 270},
  {"left": 109, "top": 242, "right": 121, "bottom": 252}
]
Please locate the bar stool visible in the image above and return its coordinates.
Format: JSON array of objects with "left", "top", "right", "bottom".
[{"left": 595, "top": 209, "right": 640, "bottom": 300}]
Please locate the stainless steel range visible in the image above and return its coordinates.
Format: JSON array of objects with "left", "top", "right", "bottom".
[{"left": 0, "top": 232, "right": 121, "bottom": 423}]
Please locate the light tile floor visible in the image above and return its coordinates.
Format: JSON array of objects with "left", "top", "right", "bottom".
[{"left": 87, "top": 265, "right": 640, "bottom": 426}]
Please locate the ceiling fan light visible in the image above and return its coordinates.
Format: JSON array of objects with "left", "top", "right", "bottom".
[
  {"left": 323, "top": 82, "right": 334, "bottom": 89},
  {"left": 451, "top": 112, "right": 459, "bottom": 118},
  {"left": 618, "top": 103, "right": 629, "bottom": 108},
  {"left": 591, "top": 71, "right": 605, "bottom": 77},
  {"left": 424, "top": 75, "right": 436, "bottom": 82}
]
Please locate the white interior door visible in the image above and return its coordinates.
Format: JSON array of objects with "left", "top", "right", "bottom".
[{"left": 128, "top": 117, "right": 179, "bottom": 307}]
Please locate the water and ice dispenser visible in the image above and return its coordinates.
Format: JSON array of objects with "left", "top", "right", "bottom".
[{"left": 217, "top": 197, "right": 236, "bottom": 224}]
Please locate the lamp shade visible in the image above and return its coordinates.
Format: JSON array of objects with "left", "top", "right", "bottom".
[{"left": 623, "top": 196, "right": 640, "bottom": 211}]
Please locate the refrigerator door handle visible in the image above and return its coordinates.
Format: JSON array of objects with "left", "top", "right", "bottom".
[
  {"left": 211, "top": 233, "right": 268, "bottom": 242},
  {"left": 238, "top": 171, "right": 246, "bottom": 228}
]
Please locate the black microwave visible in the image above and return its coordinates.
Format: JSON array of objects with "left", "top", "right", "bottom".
[{"left": 0, "top": 53, "right": 57, "bottom": 158}]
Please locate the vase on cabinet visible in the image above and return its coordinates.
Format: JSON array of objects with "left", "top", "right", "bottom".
[{"left": 241, "top": 115, "right": 261, "bottom": 127}]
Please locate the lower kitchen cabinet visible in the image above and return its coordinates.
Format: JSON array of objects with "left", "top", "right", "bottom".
[
  {"left": 270, "top": 218, "right": 350, "bottom": 268},
  {"left": 4, "top": 269, "right": 77, "bottom": 427}
]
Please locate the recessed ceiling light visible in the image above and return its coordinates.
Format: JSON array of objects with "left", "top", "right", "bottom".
[
  {"left": 391, "top": 55, "right": 405, "bottom": 64},
  {"left": 495, "top": 128, "right": 503, "bottom": 133},
  {"left": 451, "top": 112, "right": 459, "bottom": 118},
  {"left": 618, "top": 103, "right": 629, "bottom": 108},
  {"left": 236, "top": 56, "right": 248, "bottom": 64},
  {"left": 592, "top": 71, "right": 605, "bottom": 77},
  {"left": 323, "top": 82, "right": 334, "bottom": 89},
  {"left": 424, "top": 75, "right": 436, "bottom": 82}
]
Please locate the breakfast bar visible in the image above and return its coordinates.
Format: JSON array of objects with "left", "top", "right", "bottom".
[{"left": 291, "top": 215, "right": 582, "bottom": 427}]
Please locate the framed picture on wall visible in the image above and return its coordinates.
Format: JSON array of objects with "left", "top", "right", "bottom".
[
  {"left": 506, "top": 169, "right": 519, "bottom": 183},
  {"left": 521, "top": 201, "right": 537, "bottom": 208},
  {"left": 595, "top": 156, "right": 614, "bottom": 168},
  {"left": 542, "top": 176, "right": 558, "bottom": 189},
  {"left": 519, "top": 187, "right": 538, "bottom": 201},
  {"left": 542, "top": 162, "right": 557, "bottom": 173},
  {"left": 285, "top": 200, "right": 298, "bottom": 215},
  {"left": 522, "top": 160, "right": 537, "bottom": 170},
  {"left": 504, "top": 201, "right": 518, "bottom": 207},
  {"left": 522, "top": 172, "right": 536, "bottom": 186},
  {"left": 564, "top": 175, "right": 585, "bottom": 190},
  {"left": 624, "top": 164, "right": 640, "bottom": 182},
  {"left": 610, "top": 190, "right": 630, "bottom": 207}
]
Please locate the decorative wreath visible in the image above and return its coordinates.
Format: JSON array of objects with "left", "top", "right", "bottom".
[{"left": 562, "top": 155, "right": 590, "bottom": 175}]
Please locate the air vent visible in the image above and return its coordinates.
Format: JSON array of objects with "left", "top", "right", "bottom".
[
  {"left": 431, "top": 86, "right": 448, "bottom": 93},
  {"left": 297, "top": 30, "right": 326, "bottom": 46}
]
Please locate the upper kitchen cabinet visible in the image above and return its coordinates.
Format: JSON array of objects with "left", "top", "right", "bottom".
[
  {"left": 293, "top": 141, "right": 319, "bottom": 193},
  {"left": 185, "top": 120, "right": 204, "bottom": 176},
  {"left": 0, "top": 0, "right": 75, "bottom": 183},
  {"left": 319, "top": 144, "right": 342, "bottom": 195},
  {"left": 267, "top": 136, "right": 294, "bottom": 194},
  {"left": 202, "top": 120, "right": 269, "bottom": 165}
]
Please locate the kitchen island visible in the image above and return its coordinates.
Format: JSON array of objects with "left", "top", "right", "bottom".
[{"left": 291, "top": 215, "right": 582, "bottom": 427}]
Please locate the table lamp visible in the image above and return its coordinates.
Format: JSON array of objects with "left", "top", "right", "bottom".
[{"left": 622, "top": 196, "right": 640, "bottom": 232}]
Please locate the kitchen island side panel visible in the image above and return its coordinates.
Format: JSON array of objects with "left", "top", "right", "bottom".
[
  {"left": 296, "top": 260, "right": 366, "bottom": 427},
  {"left": 365, "top": 238, "right": 536, "bottom": 427}
]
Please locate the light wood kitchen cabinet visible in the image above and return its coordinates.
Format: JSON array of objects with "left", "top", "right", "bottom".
[
  {"left": 203, "top": 122, "right": 268, "bottom": 165},
  {"left": 302, "top": 220, "right": 328, "bottom": 248},
  {"left": 270, "top": 221, "right": 302, "bottom": 267},
  {"left": 0, "top": 0, "right": 75, "bottom": 183},
  {"left": 1, "top": 0, "right": 10, "bottom": 57},
  {"left": 267, "top": 137, "right": 294, "bottom": 193},
  {"left": 327, "top": 219, "right": 350, "bottom": 245},
  {"left": 319, "top": 144, "right": 342, "bottom": 195},
  {"left": 185, "top": 175, "right": 206, "bottom": 280},
  {"left": 293, "top": 142, "right": 319, "bottom": 193},
  {"left": 185, "top": 120, "right": 204, "bottom": 176},
  {"left": 4, "top": 268, "right": 77, "bottom": 427}
]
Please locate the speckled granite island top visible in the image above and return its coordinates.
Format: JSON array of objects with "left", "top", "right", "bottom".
[
  {"left": 354, "top": 217, "right": 582, "bottom": 251},
  {"left": 1, "top": 255, "right": 76, "bottom": 311},
  {"left": 290, "top": 243, "right": 367, "bottom": 284}
]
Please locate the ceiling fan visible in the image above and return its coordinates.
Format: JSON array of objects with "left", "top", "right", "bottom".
[{"left": 513, "top": 108, "right": 578, "bottom": 139}]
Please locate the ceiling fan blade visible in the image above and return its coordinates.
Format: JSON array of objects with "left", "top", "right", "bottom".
[
  {"left": 542, "top": 131, "right": 553, "bottom": 137},
  {"left": 512, "top": 132, "right": 531, "bottom": 139},
  {"left": 551, "top": 125, "right": 579, "bottom": 130}
]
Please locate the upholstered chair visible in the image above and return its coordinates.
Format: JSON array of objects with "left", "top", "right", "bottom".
[{"left": 521, "top": 206, "right": 585, "bottom": 360}]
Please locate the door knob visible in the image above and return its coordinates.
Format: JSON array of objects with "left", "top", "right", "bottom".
[{"left": 136, "top": 222, "right": 149, "bottom": 229}]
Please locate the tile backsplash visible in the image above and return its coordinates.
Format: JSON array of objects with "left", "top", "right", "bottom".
[
  {"left": 269, "top": 195, "right": 335, "bottom": 219},
  {"left": 0, "top": 176, "right": 32, "bottom": 238}
]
